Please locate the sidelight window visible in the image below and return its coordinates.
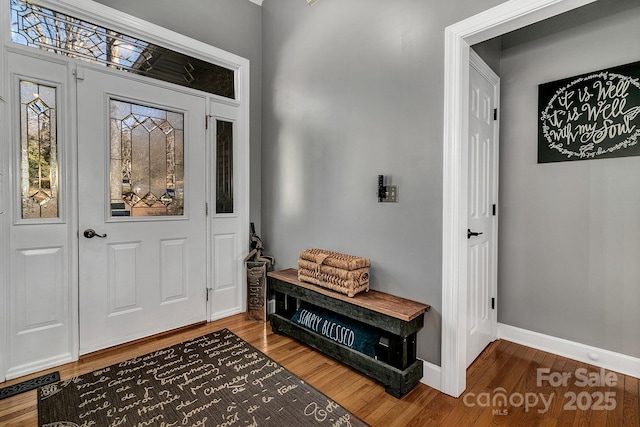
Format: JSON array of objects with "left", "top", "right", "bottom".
[
  {"left": 216, "top": 121, "right": 234, "bottom": 214},
  {"left": 20, "top": 80, "right": 59, "bottom": 219}
]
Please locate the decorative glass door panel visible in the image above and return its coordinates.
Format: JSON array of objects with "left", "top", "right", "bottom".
[
  {"left": 109, "top": 100, "right": 184, "bottom": 217},
  {"left": 19, "top": 80, "right": 59, "bottom": 219},
  {"left": 216, "top": 120, "right": 233, "bottom": 214}
]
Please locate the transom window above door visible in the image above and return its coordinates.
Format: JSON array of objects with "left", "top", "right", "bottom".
[{"left": 10, "top": 0, "right": 235, "bottom": 99}]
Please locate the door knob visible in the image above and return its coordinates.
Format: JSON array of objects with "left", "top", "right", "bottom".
[
  {"left": 83, "top": 229, "right": 107, "bottom": 238},
  {"left": 467, "top": 228, "right": 483, "bottom": 239}
]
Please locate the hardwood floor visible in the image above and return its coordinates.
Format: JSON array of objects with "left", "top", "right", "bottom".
[{"left": 1, "top": 313, "right": 638, "bottom": 426}]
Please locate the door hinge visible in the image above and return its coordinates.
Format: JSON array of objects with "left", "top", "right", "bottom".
[
  {"left": 493, "top": 108, "right": 498, "bottom": 121},
  {"left": 206, "top": 288, "right": 211, "bottom": 302},
  {"left": 73, "top": 67, "right": 85, "bottom": 81},
  {"left": 205, "top": 115, "right": 208, "bottom": 129},
  {"left": 492, "top": 204, "right": 497, "bottom": 216},
  {"left": 491, "top": 297, "right": 495, "bottom": 310},
  {"left": 205, "top": 202, "right": 209, "bottom": 216}
]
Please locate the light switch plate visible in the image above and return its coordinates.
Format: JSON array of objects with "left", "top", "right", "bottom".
[{"left": 380, "top": 185, "right": 398, "bottom": 202}]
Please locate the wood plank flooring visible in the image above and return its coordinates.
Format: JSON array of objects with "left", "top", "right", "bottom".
[{"left": 0, "top": 314, "right": 638, "bottom": 426}]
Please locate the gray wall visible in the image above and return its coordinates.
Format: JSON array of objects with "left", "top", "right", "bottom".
[
  {"left": 262, "top": 0, "right": 507, "bottom": 365},
  {"left": 92, "top": 0, "right": 263, "bottom": 231},
  {"left": 88, "top": 0, "right": 640, "bottom": 365},
  {"left": 499, "top": 5, "right": 640, "bottom": 358},
  {"left": 472, "top": 38, "right": 502, "bottom": 76}
]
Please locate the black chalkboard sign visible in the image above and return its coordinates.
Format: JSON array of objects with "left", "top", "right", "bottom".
[{"left": 538, "top": 61, "right": 640, "bottom": 163}]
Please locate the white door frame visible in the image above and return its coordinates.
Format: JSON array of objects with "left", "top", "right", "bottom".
[
  {"left": 441, "top": 0, "right": 598, "bottom": 397},
  {"left": 0, "top": 0, "right": 250, "bottom": 381},
  {"left": 0, "top": 1, "right": 8, "bottom": 383}
]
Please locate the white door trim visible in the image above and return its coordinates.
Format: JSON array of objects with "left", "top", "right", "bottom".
[
  {"left": 441, "top": 0, "right": 598, "bottom": 397},
  {"left": 0, "top": 0, "right": 7, "bottom": 382}
]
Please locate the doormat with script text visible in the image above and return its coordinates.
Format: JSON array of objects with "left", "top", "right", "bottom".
[{"left": 38, "top": 329, "right": 368, "bottom": 426}]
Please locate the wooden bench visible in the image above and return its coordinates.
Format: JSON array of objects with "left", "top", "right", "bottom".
[{"left": 268, "top": 269, "right": 430, "bottom": 397}]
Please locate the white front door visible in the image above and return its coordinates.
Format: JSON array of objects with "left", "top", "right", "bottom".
[
  {"left": 466, "top": 51, "right": 499, "bottom": 367},
  {"left": 77, "top": 67, "right": 208, "bottom": 354}
]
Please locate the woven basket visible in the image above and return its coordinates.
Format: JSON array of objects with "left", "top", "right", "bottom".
[{"left": 298, "top": 249, "right": 370, "bottom": 297}]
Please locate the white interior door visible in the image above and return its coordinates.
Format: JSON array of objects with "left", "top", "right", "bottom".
[
  {"left": 77, "top": 66, "right": 207, "bottom": 354},
  {"left": 466, "top": 51, "right": 499, "bottom": 367}
]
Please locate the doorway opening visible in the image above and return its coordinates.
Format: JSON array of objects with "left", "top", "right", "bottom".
[{"left": 440, "top": 0, "right": 598, "bottom": 398}]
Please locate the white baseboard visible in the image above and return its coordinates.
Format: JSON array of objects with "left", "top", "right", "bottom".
[
  {"left": 6, "top": 353, "right": 73, "bottom": 381},
  {"left": 498, "top": 323, "right": 640, "bottom": 379},
  {"left": 209, "top": 308, "right": 243, "bottom": 322},
  {"left": 420, "top": 359, "right": 442, "bottom": 391}
]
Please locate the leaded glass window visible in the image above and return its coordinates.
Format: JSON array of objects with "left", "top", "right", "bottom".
[
  {"left": 216, "top": 120, "right": 234, "bottom": 214},
  {"left": 20, "top": 80, "right": 59, "bottom": 219},
  {"left": 110, "top": 100, "right": 184, "bottom": 217},
  {"left": 10, "top": 0, "right": 235, "bottom": 99}
]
